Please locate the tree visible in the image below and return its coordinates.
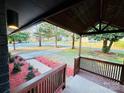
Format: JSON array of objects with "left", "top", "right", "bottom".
[
  {"left": 8, "top": 32, "right": 29, "bottom": 50},
  {"left": 34, "top": 23, "right": 54, "bottom": 46},
  {"left": 17, "top": 32, "right": 29, "bottom": 43},
  {"left": 72, "top": 33, "right": 75, "bottom": 49},
  {"left": 88, "top": 24, "right": 124, "bottom": 53},
  {"left": 53, "top": 26, "right": 58, "bottom": 47},
  {"left": 53, "top": 26, "right": 68, "bottom": 48},
  {"left": 34, "top": 25, "right": 44, "bottom": 47},
  {"left": 43, "top": 23, "right": 54, "bottom": 40}
]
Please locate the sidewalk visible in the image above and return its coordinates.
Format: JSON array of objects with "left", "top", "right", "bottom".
[{"left": 26, "top": 59, "right": 52, "bottom": 73}]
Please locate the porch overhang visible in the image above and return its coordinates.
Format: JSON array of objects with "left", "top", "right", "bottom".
[{"left": 7, "top": 0, "right": 124, "bottom": 35}]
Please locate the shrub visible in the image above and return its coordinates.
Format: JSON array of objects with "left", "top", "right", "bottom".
[
  {"left": 28, "top": 65, "right": 33, "bottom": 71},
  {"left": 19, "top": 57, "right": 24, "bottom": 61},
  {"left": 12, "top": 63, "right": 21, "bottom": 74},
  {"left": 9, "top": 56, "right": 15, "bottom": 63},
  {"left": 15, "top": 55, "right": 19, "bottom": 59},
  {"left": 19, "top": 63, "right": 24, "bottom": 66},
  {"left": 25, "top": 71, "right": 35, "bottom": 81},
  {"left": 9, "top": 52, "right": 14, "bottom": 63}
]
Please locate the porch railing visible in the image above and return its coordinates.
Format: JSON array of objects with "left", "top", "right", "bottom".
[
  {"left": 74, "top": 57, "right": 124, "bottom": 84},
  {"left": 13, "top": 64, "right": 66, "bottom": 93}
]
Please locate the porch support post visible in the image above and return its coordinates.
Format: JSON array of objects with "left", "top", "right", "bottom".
[
  {"left": 0, "top": 0, "right": 10, "bottom": 93},
  {"left": 74, "top": 35, "right": 82, "bottom": 75},
  {"left": 120, "top": 62, "right": 124, "bottom": 84},
  {"left": 78, "top": 35, "right": 82, "bottom": 57}
]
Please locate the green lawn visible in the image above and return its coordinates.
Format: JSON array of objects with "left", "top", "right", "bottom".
[
  {"left": 10, "top": 44, "right": 124, "bottom": 67},
  {"left": 56, "top": 48, "right": 124, "bottom": 64},
  {"left": 42, "top": 47, "right": 124, "bottom": 68}
]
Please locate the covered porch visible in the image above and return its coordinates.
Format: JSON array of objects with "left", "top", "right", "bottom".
[
  {"left": 73, "top": 57, "right": 124, "bottom": 93},
  {"left": 0, "top": 0, "right": 124, "bottom": 93},
  {"left": 11, "top": 56, "right": 124, "bottom": 93}
]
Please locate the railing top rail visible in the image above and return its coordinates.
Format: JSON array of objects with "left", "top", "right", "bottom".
[
  {"left": 80, "top": 57, "right": 123, "bottom": 66},
  {"left": 13, "top": 64, "right": 66, "bottom": 93}
]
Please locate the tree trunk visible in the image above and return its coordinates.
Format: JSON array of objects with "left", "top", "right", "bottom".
[
  {"left": 108, "top": 40, "right": 114, "bottom": 52},
  {"left": 13, "top": 39, "right": 16, "bottom": 50},
  {"left": 103, "top": 39, "right": 107, "bottom": 48},
  {"left": 102, "top": 39, "right": 108, "bottom": 53},
  {"left": 102, "top": 39, "right": 113, "bottom": 53},
  {"left": 72, "top": 33, "right": 75, "bottom": 49},
  {"left": 0, "top": 0, "right": 10, "bottom": 92},
  {"left": 39, "top": 36, "right": 41, "bottom": 47},
  {"left": 55, "top": 35, "right": 58, "bottom": 48}
]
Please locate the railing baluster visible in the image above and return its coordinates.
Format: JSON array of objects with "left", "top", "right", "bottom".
[
  {"left": 118, "top": 66, "right": 122, "bottom": 81},
  {"left": 110, "top": 65, "right": 113, "bottom": 78},
  {"left": 116, "top": 66, "right": 120, "bottom": 80},
  {"left": 113, "top": 65, "right": 117, "bottom": 80},
  {"left": 39, "top": 83, "right": 41, "bottom": 93},
  {"left": 77, "top": 57, "right": 124, "bottom": 84},
  {"left": 13, "top": 64, "right": 66, "bottom": 93},
  {"left": 111, "top": 65, "right": 115, "bottom": 79},
  {"left": 107, "top": 64, "right": 110, "bottom": 77},
  {"left": 42, "top": 80, "right": 44, "bottom": 93}
]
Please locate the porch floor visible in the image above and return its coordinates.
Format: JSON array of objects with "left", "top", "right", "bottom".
[{"left": 63, "top": 70, "right": 124, "bottom": 93}]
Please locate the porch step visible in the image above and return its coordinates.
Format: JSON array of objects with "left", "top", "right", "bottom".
[{"left": 63, "top": 75, "right": 116, "bottom": 93}]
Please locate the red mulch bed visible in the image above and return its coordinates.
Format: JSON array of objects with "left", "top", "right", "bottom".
[
  {"left": 36, "top": 56, "right": 74, "bottom": 77},
  {"left": 9, "top": 61, "right": 40, "bottom": 91}
]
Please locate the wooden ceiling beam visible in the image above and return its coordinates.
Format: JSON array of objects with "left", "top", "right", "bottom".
[
  {"left": 10, "top": 0, "right": 83, "bottom": 35},
  {"left": 101, "top": 23, "right": 110, "bottom": 31},
  {"left": 92, "top": 26, "right": 99, "bottom": 32}
]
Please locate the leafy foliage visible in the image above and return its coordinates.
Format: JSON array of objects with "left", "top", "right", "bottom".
[
  {"left": 12, "top": 63, "right": 21, "bottom": 74},
  {"left": 28, "top": 65, "right": 33, "bottom": 71},
  {"left": 25, "top": 71, "right": 35, "bottom": 81},
  {"left": 8, "top": 52, "right": 14, "bottom": 63},
  {"left": 88, "top": 24, "right": 124, "bottom": 53},
  {"left": 8, "top": 32, "right": 29, "bottom": 43},
  {"left": 34, "top": 22, "right": 72, "bottom": 47},
  {"left": 8, "top": 32, "right": 29, "bottom": 50},
  {"left": 34, "top": 23, "right": 54, "bottom": 39}
]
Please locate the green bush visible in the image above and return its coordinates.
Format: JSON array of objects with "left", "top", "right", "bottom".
[
  {"left": 9, "top": 56, "right": 15, "bottom": 63},
  {"left": 19, "top": 63, "right": 24, "bottom": 66},
  {"left": 28, "top": 65, "right": 33, "bottom": 70},
  {"left": 9, "top": 52, "right": 15, "bottom": 63},
  {"left": 12, "top": 63, "right": 21, "bottom": 74},
  {"left": 25, "top": 71, "right": 35, "bottom": 81}
]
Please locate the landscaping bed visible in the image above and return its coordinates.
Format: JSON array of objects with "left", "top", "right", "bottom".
[
  {"left": 9, "top": 55, "right": 40, "bottom": 91},
  {"left": 36, "top": 56, "right": 74, "bottom": 77}
]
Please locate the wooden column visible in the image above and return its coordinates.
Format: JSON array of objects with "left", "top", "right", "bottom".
[
  {"left": 74, "top": 58, "right": 80, "bottom": 75},
  {"left": 120, "top": 63, "right": 124, "bottom": 84},
  {"left": 0, "top": 0, "right": 10, "bottom": 93},
  {"left": 74, "top": 35, "right": 82, "bottom": 75},
  {"left": 78, "top": 35, "right": 82, "bottom": 57}
]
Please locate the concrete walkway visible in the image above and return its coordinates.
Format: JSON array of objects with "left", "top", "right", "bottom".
[
  {"left": 19, "top": 49, "right": 65, "bottom": 59},
  {"left": 63, "top": 75, "right": 116, "bottom": 93},
  {"left": 26, "top": 59, "right": 52, "bottom": 73}
]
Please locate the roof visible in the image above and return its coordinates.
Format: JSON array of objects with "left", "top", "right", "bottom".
[{"left": 7, "top": 0, "right": 124, "bottom": 35}]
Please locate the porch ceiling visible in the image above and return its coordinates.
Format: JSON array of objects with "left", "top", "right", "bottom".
[{"left": 7, "top": 0, "right": 124, "bottom": 35}]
